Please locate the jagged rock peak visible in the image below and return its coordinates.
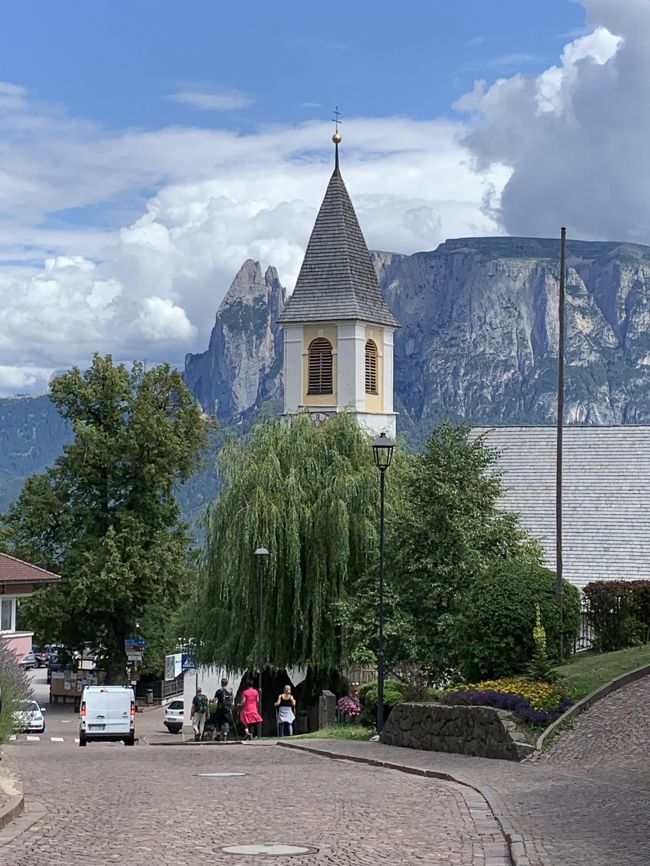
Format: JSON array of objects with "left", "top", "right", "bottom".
[{"left": 221, "top": 259, "right": 283, "bottom": 308}]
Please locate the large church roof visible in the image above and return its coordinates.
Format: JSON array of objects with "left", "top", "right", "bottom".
[
  {"left": 278, "top": 142, "right": 399, "bottom": 328},
  {"left": 473, "top": 426, "right": 650, "bottom": 589}
]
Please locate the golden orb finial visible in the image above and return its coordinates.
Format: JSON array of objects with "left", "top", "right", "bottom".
[{"left": 332, "top": 130, "right": 342, "bottom": 144}]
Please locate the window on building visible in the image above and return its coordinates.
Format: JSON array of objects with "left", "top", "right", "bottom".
[
  {"left": 308, "top": 338, "right": 333, "bottom": 395},
  {"left": 365, "top": 340, "right": 378, "bottom": 394},
  {"left": 0, "top": 598, "right": 14, "bottom": 632}
]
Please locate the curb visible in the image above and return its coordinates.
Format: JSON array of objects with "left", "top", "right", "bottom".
[
  {"left": 0, "top": 795, "right": 23, "bottom": 831},
  {"left": 0, "top": 754, "right": 24, "bottom": 832},
  {"left": 278, "top": 741, "right": 518, "bottom": 866},
  {"left": 535, "top": 663, "right": 650, "bottom": 752}
]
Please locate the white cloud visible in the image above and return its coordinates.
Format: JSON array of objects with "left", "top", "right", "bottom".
[
  {"left": 455, "top": 0, "right": 648, "bottom": 242},
  {"left": 0, "top": 82, "right": 507, "bottom": 396},
  {"left": 168, "top": 86, "right": 253, "bottom": 111}
]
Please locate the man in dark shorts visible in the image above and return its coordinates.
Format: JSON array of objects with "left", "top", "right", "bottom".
[{"left": 214, "top": 677, "right": 235, "bottom": 741}]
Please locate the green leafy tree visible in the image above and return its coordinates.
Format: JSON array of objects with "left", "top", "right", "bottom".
[
  {"left": 382, "top": 424, "right": 542, "bottom": 680},
  {"left": 1, "top": 354, "right": 207, "bottom": 676},
  {"left": 195, "top": 412, "right": 380, "bottom": 671}
]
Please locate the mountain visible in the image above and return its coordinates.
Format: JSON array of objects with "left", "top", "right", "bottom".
[
  {"left": 184, "top": 259, "right": 286, "bottom": 422},
  {"left": 186, "top": 237, "right": 650, "bottom": 431},
  {"left": 4, "top": 235, "right": 650, "bottom": 514},
  {"left": 0, "top": 395, "right": 72, "bottom": 513}
]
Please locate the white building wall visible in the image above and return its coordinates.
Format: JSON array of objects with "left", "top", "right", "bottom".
[{"left": 283, "top": 325, "right": 304, "bottom": 414}]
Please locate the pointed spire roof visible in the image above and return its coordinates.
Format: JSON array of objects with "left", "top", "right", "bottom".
[{"left": 278, "top": 138, "right": 400, "bottom": 329}]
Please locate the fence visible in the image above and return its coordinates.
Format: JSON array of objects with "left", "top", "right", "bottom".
[
  {"left": 343, "top": 666, "right": 377, "bottom": 685},
  {"left": 573, "top": 595, "right": 595, "bottom": 654},
  {"left": 135, "top": 673, "right": 184, "bottom": 703}
]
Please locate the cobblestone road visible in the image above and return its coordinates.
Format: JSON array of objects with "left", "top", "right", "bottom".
[
  {"left": 1, "top": 732, "right": 507, "bottom": 865},
  {"left": 285, "top": 675, "right": 650, "bottom": 866}
]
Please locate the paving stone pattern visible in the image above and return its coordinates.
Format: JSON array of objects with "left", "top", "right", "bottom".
[
  {"left": 285, "top": 675, "right": 650, "bottom": 866},
  {"left": 0, "top": 739, "right": 505, "bottom": 865}
]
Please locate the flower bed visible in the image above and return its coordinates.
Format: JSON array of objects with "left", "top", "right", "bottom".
[{"left": 441, "top": 677, "right": 572, "bottom": 726}]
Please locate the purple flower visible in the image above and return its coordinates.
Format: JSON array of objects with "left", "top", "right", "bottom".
[
  {"left": 337, "top": 696, "right": 361, "bottom": 717},
  {"left": 441, "top": 688, "right": 573, "bottom": 726}
]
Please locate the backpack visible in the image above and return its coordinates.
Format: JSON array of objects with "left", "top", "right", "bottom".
[
  {"left": 218, "top": 689, "right": 233, "bottom": 709},
  {"left": 194, "top": 693, "right": 208, "bottom": 714}
]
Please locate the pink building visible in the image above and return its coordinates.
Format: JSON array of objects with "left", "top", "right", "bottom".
[{"left": 0, "top": 552, "right": 60, "bottom": 658}]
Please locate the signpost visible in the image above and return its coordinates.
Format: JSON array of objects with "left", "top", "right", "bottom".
[{"left": 124, "top": 637, "right": 147, "bottom": 663}]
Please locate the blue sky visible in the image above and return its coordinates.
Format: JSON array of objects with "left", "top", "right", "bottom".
[
  {"left": 3, "top": 1, "right": 583, "bottom": 130},
  {"left": 0, "top": 0, "right": 645, "bottom": 395}
]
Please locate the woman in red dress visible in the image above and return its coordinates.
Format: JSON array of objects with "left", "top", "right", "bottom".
[{"left": 239, "top": 681, "right": 263, "bottom": 740}]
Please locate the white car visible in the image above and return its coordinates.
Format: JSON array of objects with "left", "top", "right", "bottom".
[
  {"left": 164, "top": 698, "right": 184, "bottom": 733},
  {"left": 14, "top": 700, "right": 46, "bottom": 733}
]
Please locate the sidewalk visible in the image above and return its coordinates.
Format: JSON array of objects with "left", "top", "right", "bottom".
[{"left": 281, "top": 737, "right": 649, "bottom": 866}]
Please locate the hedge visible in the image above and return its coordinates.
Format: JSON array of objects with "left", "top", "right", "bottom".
[{"left": 454, "top": 561, "right": 581, "bottom": 682}]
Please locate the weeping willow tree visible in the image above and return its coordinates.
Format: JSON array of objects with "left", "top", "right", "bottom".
[{"left": 195, "top": 412, "right": 385, "bottom": 671}]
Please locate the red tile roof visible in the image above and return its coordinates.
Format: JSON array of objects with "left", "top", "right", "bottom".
[{"left": 0, "top": 552, "right": 61, "bottom": 585}]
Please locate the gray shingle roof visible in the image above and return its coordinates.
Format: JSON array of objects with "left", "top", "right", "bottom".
[
  {"left": 278, "top": 155, "right": 400, "bottom": 328},
  {"left": 472, "top": 426, "right": 650, "bottom": 589}
]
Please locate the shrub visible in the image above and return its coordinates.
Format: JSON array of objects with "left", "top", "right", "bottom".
[
  {"left": 442, "top": 677, "right": 572, "bottom": 726},
  {"left": 358, "top": 679, "right": 405, "bottom": 728},
  {"left": 0, "top": 637, "right": 32, "bottom": 743},
  {"left": 454, "top": 562, "right": 580, "bottom": 682},
  {"left": 583, "top": 580, "right": 650, "bottom": 651}
]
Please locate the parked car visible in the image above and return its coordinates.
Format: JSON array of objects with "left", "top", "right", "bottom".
[
  {"left": 46, "top": 653, "right": 63, "bottom": 684},
  {"left": 18, "top": 651, "right": 37, "bottom": 669},
  {"left": 32, "top": 647, "right": 49, "bottom": 668},
  {"left": 164, "top": 698, "right": 184, "bottom": 734},
  {"left": 79, "top": 685, "right": 135, "bottom": 747},
  {"left": 13, "top": 699, "right": 46, "bottom": 733}
]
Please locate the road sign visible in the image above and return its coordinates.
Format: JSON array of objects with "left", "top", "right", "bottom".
[
  {"left": 125, "top": 638, "right": 147, "bottom": 662},
  {"left": 181, "top": 652, "right": 198, "bottom": 673}
]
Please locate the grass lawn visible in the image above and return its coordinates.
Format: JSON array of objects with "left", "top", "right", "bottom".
[
  {"left": 291, "top": 723, "right": 372, "bottom": 741},
  {"left": 555, "top": 644, "right": 650, "bottom": 700}
]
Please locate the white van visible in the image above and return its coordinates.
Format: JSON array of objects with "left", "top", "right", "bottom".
[{"left": 79, "top": 685, "right": 136, "bottom": 747}]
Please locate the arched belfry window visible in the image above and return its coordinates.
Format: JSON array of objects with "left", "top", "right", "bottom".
[
  {"left": 308, "top": 337, "right": 333, "bottom": 395},
  {"left": 365, "top": 340, "right": 378, "bottom": 394}
]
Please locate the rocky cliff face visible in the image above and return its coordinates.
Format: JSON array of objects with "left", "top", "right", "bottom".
[
  {"left": 377, "top": 237, "right": 650, "bottom": 426},
  {"left": 184, "top": 259, "right": 286, "bottom": 421},
  {"left": 184, "top": 237, "right": 650, "bottom": 429}
]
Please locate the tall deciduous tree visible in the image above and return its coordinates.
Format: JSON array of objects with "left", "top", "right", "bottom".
[
  {"left": 1, "top": 354, "right": 207, "bottom": 675},
  {"left": 383, "top": 424, "right": 542, "bottom": 679},
  {"left": 195, "top": 413, "right": 379, "bottom": 671}
]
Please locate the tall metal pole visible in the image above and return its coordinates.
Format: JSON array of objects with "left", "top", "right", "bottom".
[
  {"left": 257, "top": 553, "right": 263, "bottom": 737},
  {"left": 377, "top": 467, "right": 386, "bottom": 734},
  {"left": 556, "top": 226, "right": 566, "bottom": 659}
]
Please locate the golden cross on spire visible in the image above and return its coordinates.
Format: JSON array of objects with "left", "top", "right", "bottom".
[{"left": 331, "top": 104, "right": 342, "bottom": 156}]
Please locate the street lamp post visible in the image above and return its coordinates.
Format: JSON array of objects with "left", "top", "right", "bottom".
[
  {"left": 372, "top": 433, "right": 394, "bottom": 734},
  {"left": 254, "top": 546, "right": 269, "bottom": 738}
]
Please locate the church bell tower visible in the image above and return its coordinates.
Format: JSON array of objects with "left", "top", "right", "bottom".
[{"left": 278, "top": 130, "right": 399, "bottom": 437}]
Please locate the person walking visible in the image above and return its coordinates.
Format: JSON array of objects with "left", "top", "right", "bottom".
[
  {"left": 191, "top": 686, "right": 208, "bottom": 741},
  {"left": 214, "top": 677, "right": 235, "bottom": 741},
  {"left": 275, "top": 685, "right": 296, "bottom": 736},
  {"left": 239, "top": 680, "right": 263, "bottom": 740}
]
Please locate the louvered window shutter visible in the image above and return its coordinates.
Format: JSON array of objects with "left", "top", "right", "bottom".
[
  {"left": 365, "top": 340, "right": 378, "bottom": 394},
  {"left": 308, "top": 338, "right": 333, "bottom": 394}
]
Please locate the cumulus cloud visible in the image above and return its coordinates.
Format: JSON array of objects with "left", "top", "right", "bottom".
[
  {"left": 455, "top": 0, "right": 647, "bottom": 242},
  {"left": 168, "top": 85, "right": 253, "bottom": 111},
  {"left": 0, "top": 82, "right": 506, "bottom": 396}
]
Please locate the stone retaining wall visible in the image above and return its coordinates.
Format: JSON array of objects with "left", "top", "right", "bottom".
[{"left": 380, "top": 703, "right": 534, "bottom": 761}]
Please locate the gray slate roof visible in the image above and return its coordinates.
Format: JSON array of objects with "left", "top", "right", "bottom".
[
  {"left": 278, "top": 157, "right": 400, "bottom": 328},
  {"left": 473, "top": 426, "right": 650, "bottom": 589}
]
